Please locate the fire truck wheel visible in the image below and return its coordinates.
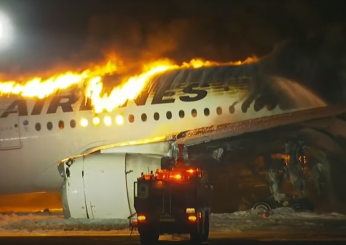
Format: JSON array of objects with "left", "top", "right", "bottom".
[
  {"left": 202, "top": 213, "right": 210, "bottom": 241},
  {"left": 190, "top": 216, "right": 204, "bottom": 244},
  {"left": 139, "top": 232, "right": 159, "bottom": 245}
]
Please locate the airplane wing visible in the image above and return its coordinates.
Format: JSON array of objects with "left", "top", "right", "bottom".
[
  {"left": 74, "top": 104, "right": 346, "bottom": 162},
  {"left": 173, "top": 104, "right": 346, "bottom": 147}
]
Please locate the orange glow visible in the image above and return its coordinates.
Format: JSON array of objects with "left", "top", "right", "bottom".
[
  {"left": 138, "top": 215, "right": 146, "bottom": 221},
  {"left": 271, "top": 154, "right": 307, "bottom": 165},
  {"left": 144, "top": 174, "right": 151, "bottom": 180},
  {"left": 186, "top": 169, "right": 195, "bottom": 174},
  {"left": 0, "top": 61, "right": 117, "bottom": 99},
  {"left": 0, "top": 192, "right": 62, "bottom": 213},
  {"left": 0, "top": 57, "right": 258, "bottom": 113},
  {"left": 188, "top": 215, "right": 197, "bottom": 221},
  {"left": 173, "top": 174, "right": 182, "bottom": 180}
]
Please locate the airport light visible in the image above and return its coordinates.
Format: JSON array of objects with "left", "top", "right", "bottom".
[
  {"left": 0, "top": 12, "right": 13, "bottom": 48},
  {"left": 0, "top": 19, "right": 3, "bottom": 40}
]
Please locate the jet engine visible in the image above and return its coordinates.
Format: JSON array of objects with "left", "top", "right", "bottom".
[{"left": 58, "top": 152, "right": 162, "bottom": 219}]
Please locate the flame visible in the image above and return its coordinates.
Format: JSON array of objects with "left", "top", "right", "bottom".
[
  {"left": 0, "top": 56, "right": 258, "bottom": 112},
  {"left": 0, "top": 61, "right": 117, "bottom": 99}
]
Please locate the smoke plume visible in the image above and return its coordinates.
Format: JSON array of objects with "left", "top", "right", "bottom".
[{"left": 0, "top": 0, "right": 345, "bottom": 106}]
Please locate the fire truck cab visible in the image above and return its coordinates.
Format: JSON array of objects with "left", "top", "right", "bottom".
[{"left": 131, "top": 160, "right": 212, "bottom": 244}]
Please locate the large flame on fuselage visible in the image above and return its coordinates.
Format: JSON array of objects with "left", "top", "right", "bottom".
[{"left": 0, "top": 57, "right": 258, "bottom": 113}]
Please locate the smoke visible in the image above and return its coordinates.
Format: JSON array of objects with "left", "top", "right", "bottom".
[
  {"left": 0, "top": 0, "right": 346, "bottom": 105},
  {"left": 261, "top": 25, "right": 346, "bottom": 104},
  {"left": 73, "top": 1, "right": 346, "bottom": 106}
]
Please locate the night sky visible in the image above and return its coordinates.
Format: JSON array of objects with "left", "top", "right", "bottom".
[{"left": 0, "top": 0, "right": 346, "bottom": 102}]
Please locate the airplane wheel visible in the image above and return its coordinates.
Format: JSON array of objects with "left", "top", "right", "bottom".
[
  {"left": 291, "top": 198, "right": 314, "bottom": 212},
  {"left": 252, "top": 201, "right": 272, "bottom": 211}
]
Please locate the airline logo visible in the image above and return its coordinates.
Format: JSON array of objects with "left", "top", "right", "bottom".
[{"left": 0, "top": 82, "right": 248, "bottom": 118}]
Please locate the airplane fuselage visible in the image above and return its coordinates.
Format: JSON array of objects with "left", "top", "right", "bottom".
[{"left": 0, "top": 79, "right": 311, "bottom": 196}]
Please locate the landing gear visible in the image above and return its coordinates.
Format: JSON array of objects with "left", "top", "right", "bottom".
[
  {"left": 252, "top": 201, "right": 272, "bottom": 211},
  {"left": 257, "top": 141, "right": 320, "bottom": 212},
  {"left": 291, "top": 198, "right": 314, "bottom": 212},
  {"left": 285, "top": 141, "right": 306, "bottom": 198}
]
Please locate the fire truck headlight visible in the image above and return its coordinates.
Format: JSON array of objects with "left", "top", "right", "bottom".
[
  {"left": 188, "top": 215, "right": 197, "bottom": 222},
  {"left": 186, "top": 208, "right": 195, "bottom": 214},
  {"left": 174, "top": 174, "right": 182, "bottom": 180},
  {"left": 138, "top": 215, "right": 146, "bottom": 222}
]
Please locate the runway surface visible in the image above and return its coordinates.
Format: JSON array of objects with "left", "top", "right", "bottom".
[
  {"left": 1, "top": 231, "right": 346, "bottom": 245},
  {"left": 1, "top": 208, "right": 346, "bottom": 244}
]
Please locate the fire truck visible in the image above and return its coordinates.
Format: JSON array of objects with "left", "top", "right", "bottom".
[{"left": 130, "top": 157, "right": 212, "bottom": 244}]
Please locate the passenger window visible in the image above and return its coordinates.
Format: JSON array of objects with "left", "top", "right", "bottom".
[
  {"left": 58, "top": 120, "right": 64, "bottom": 130},
  {"left": 204, "top": 108, "right": 210, "bottom": 116},
  {"left": 141, "top": 113, "right": 147, "bottom": 122},
  {"left": 216, "top": 107, "right": 222, "bottom": 115},
  {"left": 47, "top": 122, "right": 53, "bottom": 130},
  {"left": 166, "top": 111, "right": 172, "bottom": 120},
  {"left": 179, "top": 110, "right": 185, "bottom": 118},
  {"left": 154, "top": 112, "right": 160, "bottom": 121},
  {"left": 128, "top": 114, "right": 135, "bottom": 123},
  {"left": 229, "top": 105, "right": 235, "bottom": 114},
  {"left": 80, "top": 118, "right": 88, "bottom": 127},
  {"left": 70, "top": 120, "right": 76, "bottom": 128},
  {"left": 191, "top": 109, "right": 197, "bottom": 117},
  {"left": 35, "top": 123, "right": 41, "bottom": 131}
]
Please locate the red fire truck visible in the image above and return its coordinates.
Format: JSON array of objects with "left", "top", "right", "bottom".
[{"left": 130, "top": 160, "right": 212, "bottom": 244}]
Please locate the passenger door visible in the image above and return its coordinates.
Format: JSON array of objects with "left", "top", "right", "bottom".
[{"left": 0, "top": 109, "right": 22, "bottom": 150}]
